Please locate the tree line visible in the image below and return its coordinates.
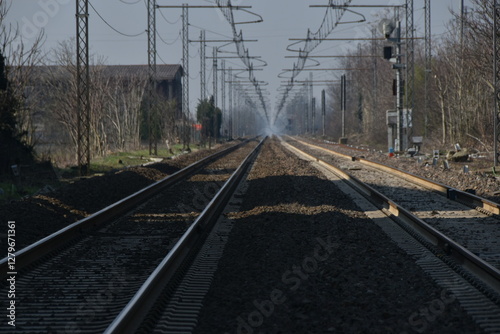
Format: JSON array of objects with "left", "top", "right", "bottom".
[{"left": 322, "top": 0, "right": 495, "bottom": 152}]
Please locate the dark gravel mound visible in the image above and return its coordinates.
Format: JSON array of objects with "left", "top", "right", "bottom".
[{"left": 0, "top": 142, "right": 238, "bottom": 250}]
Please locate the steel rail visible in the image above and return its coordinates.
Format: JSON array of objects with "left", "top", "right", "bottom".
[
  {"left": 281, "top": 137, "right": 500, "bottom": 294},
  {"left": 104, "top": 137, "right": 266, "bottom": 334},
  {"left": 293, "top": 137, "right": 500, "bottom": 215},
  {"left": 0, "top": 139, "right": 254, "bottom": 274}
]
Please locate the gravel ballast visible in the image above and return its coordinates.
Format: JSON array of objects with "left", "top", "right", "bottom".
[
  {"left": 303, "top": 138, "right": 500, "bottom": 203},
  {"left": 193, "top": 138, "right": 484, "bottom": 334},
  {"left": 0, "top": 141, "right": 242, "bottom": 250}
]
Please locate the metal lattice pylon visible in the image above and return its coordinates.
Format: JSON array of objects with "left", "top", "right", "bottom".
[
  {"left": 76, "top": 0, "right": 90, "bottom": 175},
  {"left": 494, "top": 1, "right": 500, "bottom": 166},
  {"left": 405, "top": 0, "right": 414, "bottom": 151},
  {"left": 372, "top": 26, "right": 378, "bottom": 116},
  {"left": 182, "top": 4, "right": 190, "bottom": 148},
  {"left": 213, "top": 47, "right": 217, "bottom": 107},
  {"left": 228, "top": 67, "right": 233, "bottom": 138},
  {"left": 200, "top": 30, "right": 206, "bottom": 101},
  {"left": 221, "top": 60, "right": 226, "bottom": 135},
  {"left": 424, "top": 0, "right": 431, "bottom": 136},
  {"left": 147, "top": 0, "right": 157, "bottom": 155}
]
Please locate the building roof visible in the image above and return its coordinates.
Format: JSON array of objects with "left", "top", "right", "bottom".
[
  {"left": 100, "top": 64, "right": 183, "bottom": 80},
  {"left": 26, "top": 64, "right": 183, "bottom": 81}
]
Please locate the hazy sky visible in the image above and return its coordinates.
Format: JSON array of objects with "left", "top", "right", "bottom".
[{"left": 4, "top": 0, "right": 473, "bottom": 118}]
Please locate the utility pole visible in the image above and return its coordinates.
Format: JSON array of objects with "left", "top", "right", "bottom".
[
  {"left": 147, "top": 0, "right": 156, "bottom": 155},
  {"left": 310, "top": 72, "right": 314, "bottom": 134},
  {"left": 424, "top": 0, "right": 431, "bottom": 137},
  {"left": 494, "top": 1, "right": 500, "bottom": 167},
  {"left": 228, "top": 67, "right": 233, "bottom": 139},
  {"left": 76, "top": 0, "right": 90, "bottom": 175},
  {"left": 212, "top": 47, "right": 218, "bottom": 146},
  {"left": 341, "top": 74, "right": 346, "bottom": 139},
  {"left": 200, "top": 30, "right": 206, "bottom": 101},
  {"left": 213, "top": 47, "right": 218, "bottom": 108},
  {"left": 322, "top": 89, "right": 326, "bottom": 137},
  {"left": 405, "top": 0, "right": 414, "bottom": 151},
  {"left": 396, "top": 19, "right": 404, "bottom": 152},
  {"left": 460, "top": 0, "right": 465, "bottom": 49},
  {"left": 221, "top": 60, "right": 226, "bottom": 138},
  {"left": 182, "top": 4, "right": 190, "bottom": 149},
  {"left": 312, "top": 97, "right": 316, "bottom": 135},
  {"left": 372, "top": 26, "right": 378, "bottom": 116}
]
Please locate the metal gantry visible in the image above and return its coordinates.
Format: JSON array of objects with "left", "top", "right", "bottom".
[
  {"left": 182, "top": 4, "right": 190, "bottom": 148},
  {"left": 76, "top": 0, "right": 90, "bottom": 175},
  {"left": 147, "top": 0, "right": 157, "bottom": 155},
  {"left": 494, "top": 1, "right": 500, "bottom": 166}
]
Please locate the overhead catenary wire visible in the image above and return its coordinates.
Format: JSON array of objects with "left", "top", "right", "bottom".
[
  {"left": 215, "top": 0, "right": 270, "bottom": 124},
  {"left": 158, "top": 8, "right": 182, "bottom": 25},
  {"left": 157, "top": 30, "right": 181, "bottom": 46},
  {"left": 119, "top": 0, "right": 141, "bottom": 4},
  {"left": 89, "top": 1, "right": 145, "bottom": 37},
  {"left": 189, "top": 23, "right": 233, "bottom": 40},
  {"left": 274, "top": 0, "right": 356, "bottom": 124}
]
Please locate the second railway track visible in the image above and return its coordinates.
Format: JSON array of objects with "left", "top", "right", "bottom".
[
  {"left": 0, "top": 137, "right": 264, "bottom": 333},
  {"left": 284, "top": 137, "right": 500, "bottom": 291}
]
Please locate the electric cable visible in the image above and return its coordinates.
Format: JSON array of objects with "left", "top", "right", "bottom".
[
  {"left": 118, "top": 0, "right": 141, "bottom": 5},
  {"left": 157, "top": 30, "right": 181, "bottom": 46},
  {"left": 89, "top": 1, "right": 145, "bottom": 37},
  {"left": 158, "top": 8, "right": 182, "bottom": 25}
]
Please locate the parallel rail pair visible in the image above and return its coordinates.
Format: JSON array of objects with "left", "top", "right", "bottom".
[
  {"left": 1, "top": 137, "right": 265, "bottom": 333},
  {"left": 283, "top": 137, "right": 500, "bottom": 295}
]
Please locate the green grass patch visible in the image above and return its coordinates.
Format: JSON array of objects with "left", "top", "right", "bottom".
[
  {"left": 0, "top": 181, "right": 41, "bottom": 204},
  {"left": 80, "top": 144, "right": 186, "bottom": 174}
]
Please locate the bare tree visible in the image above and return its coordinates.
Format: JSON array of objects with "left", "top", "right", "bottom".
[
  {"left": 0, "top": 0, "right": 45, "bottom": 148},
  {"left": 107, "top": 75, "right": 148, "bottom": 150},
  {"left": 42, "top": 40, "right": 114, "bottom": 160}
]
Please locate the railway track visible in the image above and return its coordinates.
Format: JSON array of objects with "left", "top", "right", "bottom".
[
  {"left": 0, "top": 137, "right": 264, "bottom": 333},
  {"left": 284, "top": 137, "right": 500, "bottom": 287},
  {"left": 281, "top": 136, "right": 500, "bottom": 333}
]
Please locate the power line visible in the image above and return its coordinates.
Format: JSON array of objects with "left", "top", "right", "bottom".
[
  {"left": 158, "top": 8, "right": 182, "bottom": 25},
  {"left": 118, "top": 0, "right": 141, "bottom": 4},
  {"left": 155, "top": 51, "right": 169, "bottom": 66},
  {"left": 89, "top": 1, "right": 145, "bottom": 37},
  {"left": 157, "top": 30, "right": 181, "bottom": 46},
  {"left": 275, "top": 0, "right": 355, "bottom": 123},
  {"left": 189, "top": 23, "right": 233, "bottom": 39}
]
